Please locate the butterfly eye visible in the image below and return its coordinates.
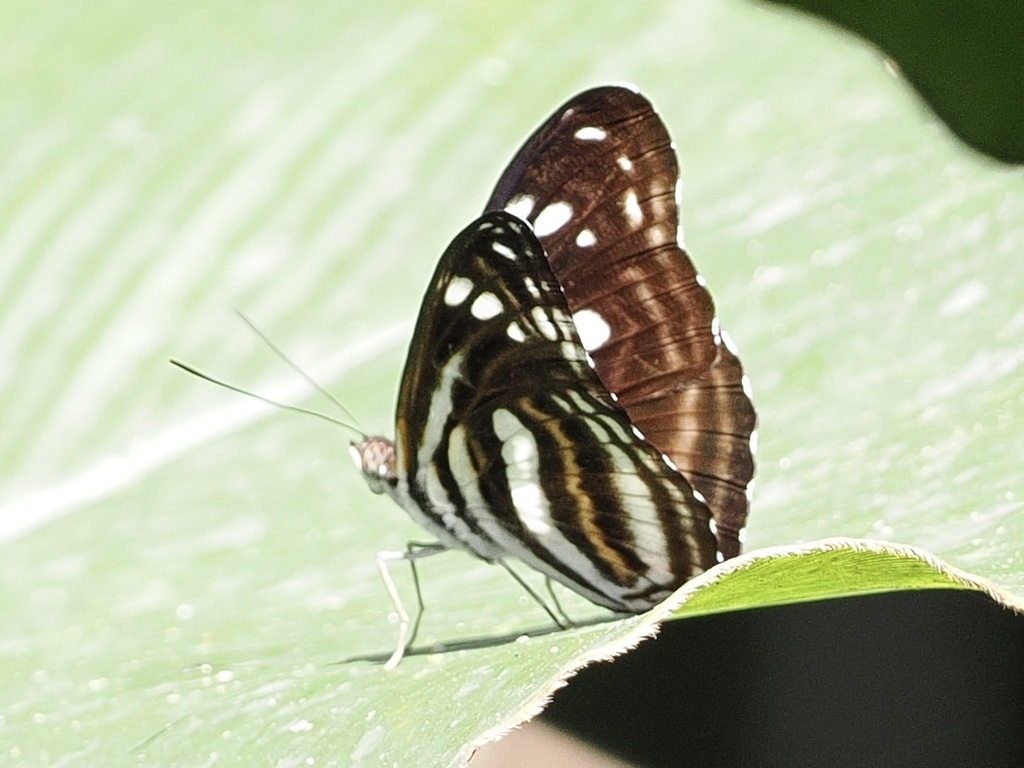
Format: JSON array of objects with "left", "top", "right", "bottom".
[{"left": 350, "top": 438, "right": 396, "bottom": 495}]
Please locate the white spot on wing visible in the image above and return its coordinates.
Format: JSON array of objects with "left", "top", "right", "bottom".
[
  {"left": 533, "top": 201, "right": 573, "bottom": 237},
  {"left": 471, "top": 291, "right": 503, "bottom": 320},
  {"left": 492, "top": 241, "right": 517, "bottom": 260},
  {"left": 563, "top": 388, "right": 599, "bottom": 415},
  {"left": 444, "top": 276, "right": 473, "bottom": 306},
  {"left": 505, "top": 194, "right": 535, "bottom": 220},
  {"left": 492, "top": 409, "right": 552, "bottom": 536},
  {"left": 594, "top": 410, "right": 632, "bottom": 443},
  {"left": 511, "top": 481, "right": 549, "bottom": 534},
  {"left": 574, "top": 126, "right": 607, "bottom": 141},
  {"left": 506, "top": 322, "right": 526, "bottom": 342},
  {"left": 617, "top": 155, "right": 633, "bottom": 172},
  {"left": 575, "top": 228, "right": 597, "bottom": 247},
  {"left": 560, "top": 341, "right": 585, "bottom": 364},
  {"left": 645, "top": 226, "right": 667, "bottom": 247},
  {"left": 531, "top": 306, "right": 560, "bottom": 340},
  {"left": 623, "top": 189, "right": 643, "bottom": 228},
  {"left": 572, "top": 308, "right": 612, "bottom": 351},
  {"left": 499, "top": 421, "right": 534, "bottom": 465},
  {"left": 522, "top": 275, "right": 541, "bottom": 299}
]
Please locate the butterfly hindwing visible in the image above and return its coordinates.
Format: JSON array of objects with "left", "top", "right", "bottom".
[{"left": 392, "top": 211, "right": 718, "bottom": 611}]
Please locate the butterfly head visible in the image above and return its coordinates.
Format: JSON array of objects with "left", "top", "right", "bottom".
[{"left": 349, "top": 436, "right": 398, "bottom": 495}]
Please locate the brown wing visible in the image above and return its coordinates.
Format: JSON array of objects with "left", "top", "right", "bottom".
[{"left": 486, "top": 85, "right": 756, "bottom": 559}]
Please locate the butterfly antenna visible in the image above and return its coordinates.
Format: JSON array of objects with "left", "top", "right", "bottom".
[
  {"left": 169, "top": 359, "right": 365, "bottom": 439},
  {"left": 234, "top": 310, "right": 367, "bottom": 433}
]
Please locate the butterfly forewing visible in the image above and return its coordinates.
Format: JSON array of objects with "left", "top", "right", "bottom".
[
  {"left": 486, "top": 86, "right": 756, "bottom": 559},
  {"left": 391, "top": 211, "right": 718, "bottom": 611}
]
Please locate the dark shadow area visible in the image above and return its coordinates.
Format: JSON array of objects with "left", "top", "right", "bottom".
[
  {"left": 542, "top": 589, "right": 1024, "bottom": 767},
  {"left": 763, "top": 0, "right": 1024, "bottom": 163}
]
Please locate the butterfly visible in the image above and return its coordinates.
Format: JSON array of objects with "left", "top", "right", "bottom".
[{"left": 350, "top": 85, "right": 756, "bottom": 664}]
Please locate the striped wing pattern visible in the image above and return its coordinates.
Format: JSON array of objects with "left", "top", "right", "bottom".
[
  {"left": 486, "top": 86, "right": 756, "bottom": 559},
  {"left": 385, "top": 212, "right": 717, "bottom": 611}
]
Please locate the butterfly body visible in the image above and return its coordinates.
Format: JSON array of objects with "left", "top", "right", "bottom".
[{"left": 354, "top": 85, "right": 755, "bottom": 615}]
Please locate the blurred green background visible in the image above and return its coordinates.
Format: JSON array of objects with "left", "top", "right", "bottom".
[{"left": 2, "top": 0, "right": 1021, "bottom": 764}]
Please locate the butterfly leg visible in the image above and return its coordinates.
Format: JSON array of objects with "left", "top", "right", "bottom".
[
  {"left": 543, "top": 576, "right": 574, "bottom": 628},
  {"left": 377, "top": 541, "right": 448, "bottom": 670},
  {"left": 496, "top": 560, "right": 569, "bottom": 630}
]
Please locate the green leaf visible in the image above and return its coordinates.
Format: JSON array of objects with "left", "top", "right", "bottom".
[{"left": 2, "top": 0, "right": 1021, "bottom": 765}]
